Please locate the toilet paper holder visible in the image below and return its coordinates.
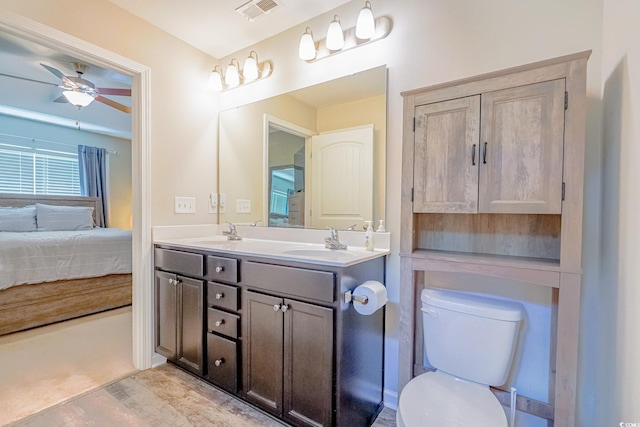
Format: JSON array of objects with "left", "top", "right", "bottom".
[{"left": 344, "top": 290, "right": 369, "bottom": 305}]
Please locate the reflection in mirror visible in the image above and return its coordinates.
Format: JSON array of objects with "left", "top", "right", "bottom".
[{"left": 219, "top": 66, "right": 386, "bottom": 230}]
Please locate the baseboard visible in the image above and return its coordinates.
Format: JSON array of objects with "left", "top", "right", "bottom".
[
  {"left": 383, "top": 388, "right": 398, "bottom": 410},
  {"left": 151, "top": 352, "right": 167, "bottom": 368}
]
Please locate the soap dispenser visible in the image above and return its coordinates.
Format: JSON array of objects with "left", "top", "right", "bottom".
[{"left": 365, "top": 220, "right": 374, "bottom": 251}]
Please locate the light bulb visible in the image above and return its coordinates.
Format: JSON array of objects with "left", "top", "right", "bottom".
[
  {"left": 326, "top": 16, "right": 344, "bottom": 51},
  {"left": 298, "top": 28, "right": 316, "bottom": 60},
  {"left": 243, "top": 52, "right": 259, "bottom": 82},
  {"left": 356, "top": 1, "right": 375, "bottom": 40},
  {"left": 209, "top": 68, "right": 223, "bottom": 91},
  {"left": 63, "top": 90, "right": 94, "bottom": 107},
  {"left": 225, "top": 60, "right": 240, "bottom": 88}
]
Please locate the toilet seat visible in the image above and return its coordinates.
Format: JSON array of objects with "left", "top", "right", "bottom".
[{"left": 397, "top": 371, "right": 507, "bottom": 427}]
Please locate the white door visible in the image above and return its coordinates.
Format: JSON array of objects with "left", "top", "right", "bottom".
[{"left": 309, "top": 125, "right": 374, "bottom": 229}]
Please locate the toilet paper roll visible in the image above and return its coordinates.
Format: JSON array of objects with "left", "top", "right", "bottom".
[{"left": 352, "top": 280, "right": 388, "bottom": 315}]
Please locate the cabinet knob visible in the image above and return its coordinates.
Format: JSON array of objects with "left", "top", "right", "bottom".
[
  {"left": 215, "top": 292, "right": 224, "bottom": 300},
  {"left": 280, "top": 304, "right": 289, "bottom": 313},
  {"left": 214, "top": 358, "right": 225, "bottom": 367},
  {"left": 273, "top": 304, "right": 281, "bottom": 311},
  {"left": 215, "top": 266, "right": 224, "bottom": 273},
  {"left": 215, "top": 319, "right": 225, "bottom": 327}
]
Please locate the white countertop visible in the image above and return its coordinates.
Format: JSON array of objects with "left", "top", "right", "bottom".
[{"left": 153, "top": 225, "right": 390, "bottom": 267}]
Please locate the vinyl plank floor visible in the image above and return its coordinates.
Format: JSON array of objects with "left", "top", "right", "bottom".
[{"left": 10, "top": 363, "right": 396, "bottom": 427}]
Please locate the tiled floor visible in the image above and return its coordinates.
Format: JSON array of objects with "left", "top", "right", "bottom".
[{"left": 11, "top": 363, "right": 397, "bottom": 427}]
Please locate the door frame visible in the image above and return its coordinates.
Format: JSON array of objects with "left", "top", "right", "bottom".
[{"left": 0, "top": 11, "right": 154, "bottom": 369}]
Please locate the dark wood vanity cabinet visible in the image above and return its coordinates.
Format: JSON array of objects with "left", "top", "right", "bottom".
[
  {"left": 154, "top": 270, "right": 204, "bottom": 375},
  {"left": 244, "top": 290, "right": 333, "bottom": 427}
]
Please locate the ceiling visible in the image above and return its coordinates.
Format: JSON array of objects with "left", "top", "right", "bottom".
[{"left": 105, "top": 0, "right": 352, "bottom": 59}]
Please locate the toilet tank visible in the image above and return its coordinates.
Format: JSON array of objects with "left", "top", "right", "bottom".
[{"left": 421, "top": 287, "right": 523, "bottom": 386}]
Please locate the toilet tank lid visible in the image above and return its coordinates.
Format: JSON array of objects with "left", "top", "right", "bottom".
[{"left": 421, "top": 288, "right": 523, "bottom": 321}]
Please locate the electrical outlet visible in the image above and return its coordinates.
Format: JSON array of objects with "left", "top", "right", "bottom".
[
  {"left": 236, "top": 199, "right": 251, "bottom": 213},
  {"left": 174, "top": 196, "right": 196, "bottom": 214}
]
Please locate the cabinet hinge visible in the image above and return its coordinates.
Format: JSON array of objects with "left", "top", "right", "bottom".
[
  {"left": 413, "top": 117, "right": 416, "bottom": 132},
  {"left": 562, "top": 182, "right": 566, "bottom": 201},
  {"left": 564, "top": 91, "right": 568, "bottom": 110}
]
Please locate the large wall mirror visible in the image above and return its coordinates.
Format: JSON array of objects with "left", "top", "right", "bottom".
[{"left": 218, "top": 66, "right": 387, "bottom": 230}]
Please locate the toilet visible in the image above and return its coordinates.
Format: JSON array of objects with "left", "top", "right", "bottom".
[{"left": 397, "top": 287, "right": 523, "bottom": 427}]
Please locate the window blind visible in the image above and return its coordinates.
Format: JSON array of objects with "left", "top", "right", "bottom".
[{"left": 0, "top": 143, "right": 81, "bottom": 196}]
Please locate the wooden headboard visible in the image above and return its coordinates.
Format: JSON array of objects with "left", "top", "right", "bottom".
[{"left": 0, "top": 193, "right": 104, "bottom": 227}]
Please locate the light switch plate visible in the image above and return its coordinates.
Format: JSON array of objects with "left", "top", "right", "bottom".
[
  {"left": 175, "top": 196, "right": 196, "bottom": 214},
  {"left": 236, "top": 199, "right": 251, "bottom": 213}
]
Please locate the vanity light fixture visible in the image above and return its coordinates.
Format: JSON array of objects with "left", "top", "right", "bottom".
[
  {"left": 297, "top": 1, "right": 391, "bottom": 62},
  {"left": 298, "top": 28, "right": 316, "bottom": 61},
  {"left": 355, "top": 1, "right": 375, "bottom": 40},
  {"left": 210, "top": 53, "right": 272, "bottom": 91},
  {"left": 62, "top": 90, "right": 94, "bottom": 108},
  {"left": 325, "top": 15, "right": 344, "bottom": 51}
]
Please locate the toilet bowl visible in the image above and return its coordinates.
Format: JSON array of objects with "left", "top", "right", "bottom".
[{"left": 396, "top": 287, "right": 523, "bottom": 427}]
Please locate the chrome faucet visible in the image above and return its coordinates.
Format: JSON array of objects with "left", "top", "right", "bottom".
[
  {"left": 222, "top": 222, "right": 242, "bottom": 240},
  {"left": 325, "top": 227, "right": 347, "bottom": 250}
]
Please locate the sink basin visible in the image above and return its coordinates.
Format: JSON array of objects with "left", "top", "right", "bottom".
[{"left": 180, "top": 236, "right": 230, "bottom": 245}]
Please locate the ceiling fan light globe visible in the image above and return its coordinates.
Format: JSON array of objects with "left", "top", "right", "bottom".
[
  {"left": 63, "top": 90, "right": 94, "bottom": 107},
  {"left": 355, "top": 2, "right": 375, "bottom": 40}
]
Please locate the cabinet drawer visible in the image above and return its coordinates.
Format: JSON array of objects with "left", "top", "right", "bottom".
[
  {"left": 243, "top": 261, "right": 335, "bottom": 303},
  {"left": 207, "top": 282, "right": 240, "bottom": 311},
  {"left": 207, "top": 308, "right": 239, "bottom": 339},
  {"left": 206, "top": 334, "right": 238, "bottom": 393},
  {"left": 205, "top": 255, "right": 239, "bottom": 284},
  {"left": 155, "top": 248, "right": 204, "bottom": 277}
]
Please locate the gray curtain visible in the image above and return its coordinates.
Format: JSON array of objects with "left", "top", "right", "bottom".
[{"left": 78, "top": 145, "right": 108, "bottom": 227}]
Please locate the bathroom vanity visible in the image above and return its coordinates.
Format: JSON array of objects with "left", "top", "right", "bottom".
[{"left": 153, "top": 232, "right": 388, "bottom": 427}]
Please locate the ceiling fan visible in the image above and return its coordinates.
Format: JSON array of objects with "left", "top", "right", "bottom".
[{"left": 0, "top": 61, "right": 131, "bottom": 113}]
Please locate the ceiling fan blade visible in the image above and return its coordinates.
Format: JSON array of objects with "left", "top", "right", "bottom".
[
  {"left": 40, "top": 63, "right": 77, "bottom": 88},
  {"left": 95, "top": 95, "right": 131, "bottom": 114},
  {"left": 0, "top": 72, "right": 63, "bottom": 88},
  {"left": 96, "top": 88, "right": 131, "bottom": 96}
]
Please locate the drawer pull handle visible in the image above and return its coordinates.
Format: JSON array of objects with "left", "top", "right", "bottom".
[
  {"left": 214, "top": 358, "right": 225, "bottom": 367},
  {"left": 273, "top": 304, "right": 281, "bottom": 311},
  {"left": 215, "top": 319, "right": 225, "bottom": 327},
  {"left": 215, "top": 266, "right": 224, "bottom": 273},
  {"left": 215, "top": 292, "right": 224, "bottom": 300},
  {"left": 280, "top": 304, "right": 289, "bottom": 313}
]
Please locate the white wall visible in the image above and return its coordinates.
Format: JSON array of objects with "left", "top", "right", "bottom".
[
  {"left": 218, "top": 1, "right": 604, "bottom": 425},
  {"left": 0, "top": 114, "right": 132, "bottom": 229},
  {"left": 600, "top": 0, "right": 640, "bottom": 424}
]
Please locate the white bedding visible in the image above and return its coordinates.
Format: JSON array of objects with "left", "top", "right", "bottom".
[{"left": 0, "top": 228, "right": 132, "bottom": 290}]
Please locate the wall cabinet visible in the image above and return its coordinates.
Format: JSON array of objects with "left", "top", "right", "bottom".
[
  {"left": 244, "top": 290, "right": 333, "bottom": 427},
  {"left": 400, "top": 51, "right": 590, "bottom": 427},
  {"left": 413, "top": 79, "right": 565, "bottom": 214}
]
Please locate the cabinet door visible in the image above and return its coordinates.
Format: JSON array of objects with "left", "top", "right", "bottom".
[
  {"left": 283, "top": 299, "right": 333, "bottom": 427},
  {"left": 244, "top": 291, "right": 284, "bottom": 415},
  {"left": 479, "top": 79, "right": 565, "bottom": 213},
  {"left": 413, "top": 96, "right": 480, "bottom": 213},
  {"left": 177, "top": 276, "right": 204, "bottom": 375},
  {"left": 155, "top": 270, "right": 177, "bottom": 360}
]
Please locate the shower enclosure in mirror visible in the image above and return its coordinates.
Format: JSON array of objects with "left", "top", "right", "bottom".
[{"left": 218, "top": 66, "right": 386, "bottom": 230}]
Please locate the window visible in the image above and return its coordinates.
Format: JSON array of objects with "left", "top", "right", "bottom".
[{"left": 0, "top": 143, "right": 81, "bottom": 196}]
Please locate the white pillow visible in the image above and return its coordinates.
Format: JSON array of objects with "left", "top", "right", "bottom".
[
  {"left": 36, "top": 203, "right": 95, "bottom": 231},
  {"left": 0, "top": 205, "right": 37, "bottom": 232}
]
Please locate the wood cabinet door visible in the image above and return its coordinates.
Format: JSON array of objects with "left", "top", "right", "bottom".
[
  {"left": 155, "top": 271, "right": 177, "bottom": 360},
  {"left": 283, "top": 299, "right": 333, "bottom": 427},
  {"left": 413, "top": 96, "right": 481, "bottom": 213},
  {"left": 479, "top": 79, "right": 565, "bottom": 213},
  {"left": 243, "top": 291, "right": 284, "bottom": 415},
  {"left": 177, "top": 276, "right": 204, "bottom": 375}
]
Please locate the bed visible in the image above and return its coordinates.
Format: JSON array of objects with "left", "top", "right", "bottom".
[{"left": 0, "top": 193, "right": 132, "bottom": 336}]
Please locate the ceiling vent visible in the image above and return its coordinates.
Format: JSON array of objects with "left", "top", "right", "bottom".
[{"left": 236, "top": 0, "right": 279, "bottom": 21}]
